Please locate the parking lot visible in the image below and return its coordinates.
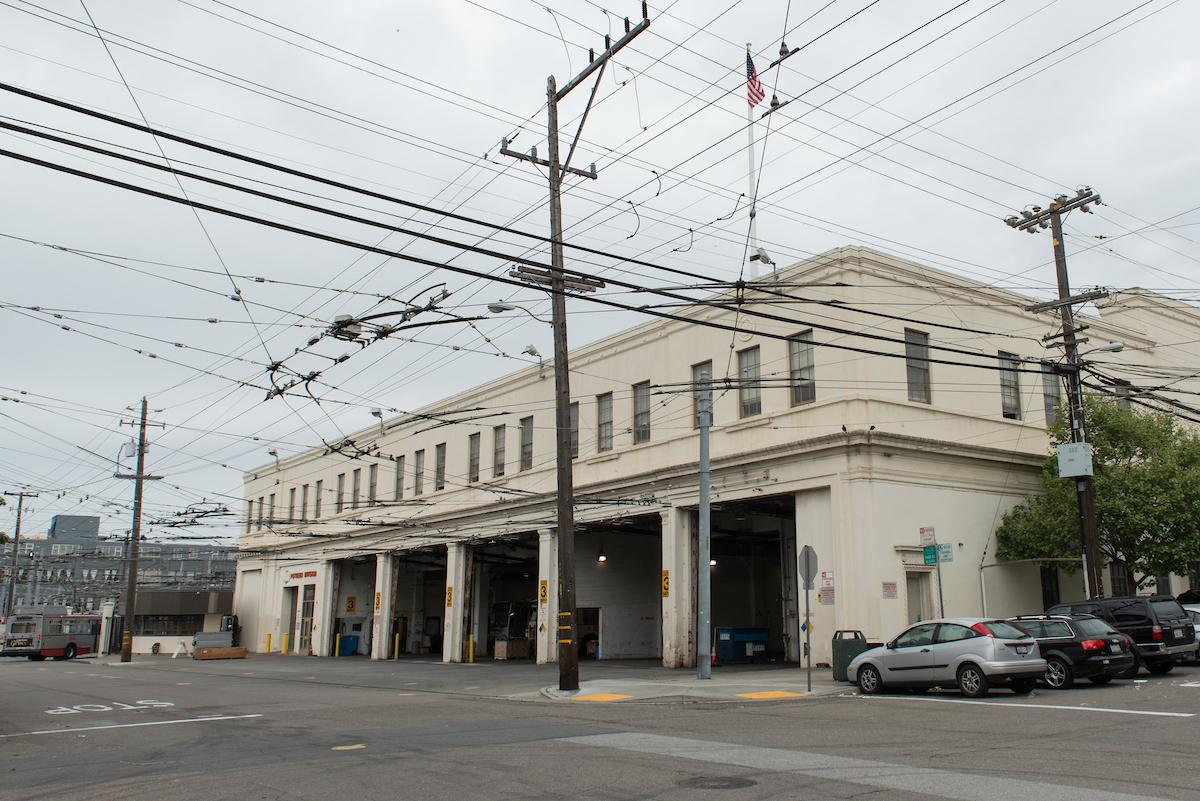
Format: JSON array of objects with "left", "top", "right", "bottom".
[{"left": 2, "top": 653, "right": 1198, "bottom": 801}]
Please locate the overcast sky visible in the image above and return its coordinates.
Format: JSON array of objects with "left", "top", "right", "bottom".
[{"left": 1, "top": 0, "right": 1197, "bottom": 545}]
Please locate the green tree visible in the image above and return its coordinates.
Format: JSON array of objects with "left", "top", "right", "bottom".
[{"left": 996, "top": 398, "right": 1200, "bottom": 590}]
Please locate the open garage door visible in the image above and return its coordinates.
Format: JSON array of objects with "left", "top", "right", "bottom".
[{"left": 708, "top": 494, "right": 798, "bottom": 664}]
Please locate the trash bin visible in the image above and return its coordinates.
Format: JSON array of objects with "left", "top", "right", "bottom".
[
  {"left": 832, "top": 630, "right": 877, "bottom": 681},
  {"left": 339, "top": 634, "right": 359, "bottom": 656}
]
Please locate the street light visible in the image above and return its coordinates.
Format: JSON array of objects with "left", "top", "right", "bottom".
[{"left": 1081, "top": 341, "right": 1124, "bottom": 357}]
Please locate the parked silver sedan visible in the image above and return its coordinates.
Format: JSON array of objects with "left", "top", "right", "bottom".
[{"left": 847, "top": 618, "right": 1046, "bottom": 697}]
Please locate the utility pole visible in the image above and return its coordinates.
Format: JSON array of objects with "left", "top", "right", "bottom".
[
  {"left": 502, "top": 3, "right": 649, "bottom": 692},
  {"left": 1005, "top": 187, "right": 1105, "bottom": 598},
  {"left": 3, "top": 490, "right": 38, "bottom": 616},
  {"left": 114, "top": 397, "right": 163, "bottom": 662},
  {"left": 696, "top": 372, "right": 712, "bottom": 680}
]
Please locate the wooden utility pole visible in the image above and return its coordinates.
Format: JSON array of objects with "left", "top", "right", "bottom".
[
  {"left": 114, "top": 397, "right": 163, "bottom": 661},
  {"left": 1006, "top": 188, "right": 1106, "bottom": 598},
  {"left": 501, "top": 4, "right": 649, "bottom": 691},
  {"left": 3, "top": 490, "right": 38, "bottom": 616}
]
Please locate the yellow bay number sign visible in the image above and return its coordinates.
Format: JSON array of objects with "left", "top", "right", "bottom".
[{"left": 661, "top": 570, "right": 670, "bottom": 598}]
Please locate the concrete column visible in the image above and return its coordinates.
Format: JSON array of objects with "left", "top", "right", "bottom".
[
  {"left": 795, "top": 487, "right": 836, "bottom": 665},
  {"left": 315, "top": 560, "right": 337, "bottom": 657},
  {"left": 371, "top": 553, "right": 395, "bottom": 660},
  {"left": 535, "top": 528, "right": 559, "bottom": 664},
  {"left": 660, "top": 507, "right": 696, "bottom": 668},
  {"left": 443, "top": 543, "right": 468, "bottom": 663}
]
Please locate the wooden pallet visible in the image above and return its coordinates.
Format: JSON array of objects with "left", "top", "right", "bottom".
[{"left": 192, "top": 646, "right": 247, "bottom": 661}]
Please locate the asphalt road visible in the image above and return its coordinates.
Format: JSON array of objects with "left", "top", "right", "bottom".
[{"left": 2, "top": 654, "right": 1198, "bottom": 800}]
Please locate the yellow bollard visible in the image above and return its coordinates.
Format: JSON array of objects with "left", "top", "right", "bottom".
[
  {"left": 393, "top": 632, "right": 400, "bottom": 660},
  {"left": 335, "top": 633, "right": 341, "bottom": 658},
  {"left": 468, "top": 634, "right": 475, "bottom": 663},
  {"left": 265, "top": 632, "right": 272, "bottom": 654},
  {"left": 280, "top": 633, "right": 289, "bottom": 655}
]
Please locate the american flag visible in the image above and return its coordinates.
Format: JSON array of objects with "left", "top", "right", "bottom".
[{"left": 745, "top": 52, "right": 765, "bottom": 108}]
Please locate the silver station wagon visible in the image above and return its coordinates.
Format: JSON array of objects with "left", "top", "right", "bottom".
[{"left": 847, "top": 618, "right": 1046, "bottom": 697}]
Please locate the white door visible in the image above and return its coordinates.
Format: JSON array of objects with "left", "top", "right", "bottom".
[{"left": 906, "top": 572, "right": 931, "bottom": 624}]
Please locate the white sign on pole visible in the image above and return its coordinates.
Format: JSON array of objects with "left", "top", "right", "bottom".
[
  {"left": 919, "top": 526, "right": 936, "bottom": 547},
  {"left": 1057, "top": 442, "right": 1094, "bottom": 477}
]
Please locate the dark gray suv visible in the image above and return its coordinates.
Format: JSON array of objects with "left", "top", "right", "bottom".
[{"left": 1046, "top": 596, "right": 1196, "bottom": 676}]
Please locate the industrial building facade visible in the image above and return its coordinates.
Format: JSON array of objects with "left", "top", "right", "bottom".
[{"left": 235, "top": 247, "right": 1200, "bottom": 667}]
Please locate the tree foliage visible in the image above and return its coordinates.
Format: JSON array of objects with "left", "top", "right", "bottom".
[{"left": 996, "top": 398, "right": 1200, "bottom": 586}]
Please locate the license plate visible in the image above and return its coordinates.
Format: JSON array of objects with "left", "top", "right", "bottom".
[
  {"left": 1175, "top": 629, "right": 1184, "bottom": 638},
  {"left": 1110, "top": 644, "right": 1120, "bottom": 654},
  {"left": 1015, "top": 645, "right": 1028, "bottom": 655}
]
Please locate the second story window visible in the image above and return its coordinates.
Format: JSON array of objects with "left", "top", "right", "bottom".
[
  {"left": 569, "top": 402, "right": 579, "bottom": 459},
  {"left": 738, "top": 346, "right": 761, "bottom": 417},
  {"left": 394, "top": 455, "right": 405, "bottom": 500},
  {"left": 998, "top": 351, "right": 1022, "bottom": 420},
  {"left": 351, "top": 468, "right": 362, "bottom": 510},
  {"left": 267, "top": 493, "right": 276, "bottom": 525},
  {"left": 335, "top": 474, "right": 346, "bottom": 513},
  {"left": 301, "top": 484, "right": 309, "bottom": 521},
  {"left": 314, "top": 480, "right": 323, "bottom": 518},
  {"left": 255, "top": 496, "right": 264, "bottom": 529},
  {"left": 519, "top": 416, "right": 534, "bottom": 471},
  {"left": 468, "top": 433, "right": 480, "bottom": 483},
  {"left": 414, "top": 450, "right": 425, "bottom": 495},
  {"left": 493, "top": 424, "right": 506, "bottom": 477},
  {"left": 692, "top": 360, "right": 712, "bottom": 428},
  {"left": 368, "top": 464, "right": 378, "bottom": 505},
  {"left": 1042, "top": 363, "right": 1062, "bottom": 426},
  {"left": 789, "top": 330, "right": 815, "bottom": 405},
  {"left": 905, "top": 329, "right": 931, "bottom": 404},
  {"left": 435, "top": 443, "right": 447, "bottom": 490},
  {"left": 596, "top": 393, "right": 613, "bottom": 452},
  {"left": 288, "top": 488, "right": 296, "bottom": 522},
  {"left": 632, "top": 381, "right": 651, "bottom": 443}
]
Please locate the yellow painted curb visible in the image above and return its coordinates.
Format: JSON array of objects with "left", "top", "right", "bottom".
[
  {"left": 736, "top": 690, "right": 805, "bottom": 700},
  {"left": 573, "top": 693, "right": 633, "bottom": 702}
]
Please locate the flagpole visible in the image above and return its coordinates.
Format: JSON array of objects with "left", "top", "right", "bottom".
[{"left": 745, "top": 43, "right": 760, "bottom": 280}]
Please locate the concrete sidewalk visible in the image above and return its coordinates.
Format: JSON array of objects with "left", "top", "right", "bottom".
[
  {"left": 90, "top": 652, "right": 851, "bottom": 704},
  {"left": 532, "top": 663, "right": 847, "bottom": 704}
]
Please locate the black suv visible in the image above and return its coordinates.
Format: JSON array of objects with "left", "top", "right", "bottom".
[
  {"left": 1008, "top": 614, "right": 1134, "bottom": 688},
  {"left": 1046, "top": 596, "right": 1197, "bottom": 676}
]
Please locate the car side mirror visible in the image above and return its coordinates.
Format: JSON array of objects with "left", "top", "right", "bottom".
[{"left": 885, "top": 640, "right": 896, "bottom": 650}]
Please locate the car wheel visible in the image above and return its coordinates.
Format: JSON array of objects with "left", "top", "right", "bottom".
[
  {"left": 1146, "top": 661, "right": 1174, "bottom": 675},
  {"left": 1116, "top": 654, "right": 1140, "bottom": 679},
  {"left": 1089, "top": 675, "right": 1113, "bottom": 686},
  {"left": 63, "top": 644, "right": 77, "bottom": 660},
  {"left": 1010, "top": 678, "right": 1036, "bottom": 695},
  {"left": 957, "top": 664, "right": 989, "bottom": 698},
  {"left": 1044, "top": 656, "right": 1073, "bottom": 689},
  {"left": 857, "top": 664, "right": 883, "bottom": 695}
]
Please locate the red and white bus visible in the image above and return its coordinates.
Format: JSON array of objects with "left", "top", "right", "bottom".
[{"left": 1, "top": 609, "right": 101, "bottom": 660}]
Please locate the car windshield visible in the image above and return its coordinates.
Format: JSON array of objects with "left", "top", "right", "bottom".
[
  {"left": 1073, "top": 618, "right": 1117, "bottom": 637},
  {"left": 1151, "top": 600, "right": 1187, "bottom": 620},
  {"left": 982, "top": 621, "right": 1030, "bottom": 639}
]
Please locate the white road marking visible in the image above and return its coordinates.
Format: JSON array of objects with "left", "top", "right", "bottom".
[
  {"left": 561, "top": 732, "right": 1176, "bottom": 801},
  {"left": 861, "top": 695, "right": 1194, "bottom": 718},
  {"left": 0, "top": 714, "right": 263, "bottom": 738},
  {"left": 1179, "top": 681, "right": 1200, "bottom": 688}
]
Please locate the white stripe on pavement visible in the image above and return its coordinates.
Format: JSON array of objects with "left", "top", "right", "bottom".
[
  {"left": 862, "top": 695, "right": 1194, "bottom": 717},
  {"left": 0, "top": 714, "right": 263, "bottom": 738},
  {"left": 560, "top": 732, "right": 1178, "bottom": 801}
]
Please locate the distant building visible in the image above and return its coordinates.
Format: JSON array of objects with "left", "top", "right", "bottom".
[{"left": 1, "top": 514, "right": 236, "bottom": 614}]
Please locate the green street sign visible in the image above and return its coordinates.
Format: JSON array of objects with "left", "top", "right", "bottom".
[{"left": 923, "top": 545, "right": 938, "bottom": 566}]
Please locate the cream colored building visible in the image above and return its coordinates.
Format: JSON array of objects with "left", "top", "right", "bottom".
[{"left": 235, "top": 246, "right": 1200, "bottom": 667}]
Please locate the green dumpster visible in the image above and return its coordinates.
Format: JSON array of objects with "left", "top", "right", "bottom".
[{"left": 832, "top": 630, "right": 877, "bottom": 682}]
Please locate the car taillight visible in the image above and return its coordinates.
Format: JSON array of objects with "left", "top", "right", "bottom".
[
  {"left": 971, "top": 622, "right": 994, "bottom": 637},
  {"left": 1080, "top": 639, "right": 1105, "bottom": 652},
  {"left": 1152, "top": 625, "right": 1163, "bottom": 641}
]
